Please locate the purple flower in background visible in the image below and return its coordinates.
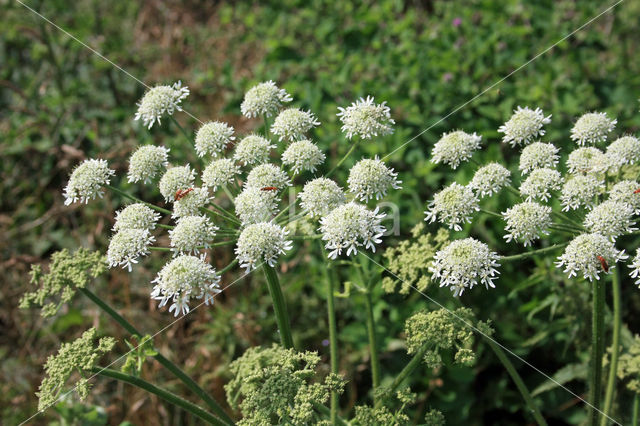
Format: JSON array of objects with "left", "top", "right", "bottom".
[
  {"left": 442, "top": 72, "right": 453, "bottom": 83},
  {"left": 452, "top": 17, "right": 462, "bottom": 27},
  {"left": 322, "top": 339, "right": 330, "bottom": 347}
]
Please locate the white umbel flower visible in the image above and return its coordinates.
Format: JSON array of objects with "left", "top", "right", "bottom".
[
  {"left": 498, "top": 106, "right": 551, "bottom": 147},
  {"left": 240, "top": 81, "right": 292, "bottom": 118},
  {"left": 151, "top": 255, "right": 221, "bottom": 316},
  {"left": 347, "top": 157, "right": 401, "bottom": 202},
  {"left": 195, "top": 121, "right": 235, "bottom": 158},
  {"left": 566, "top": 147, "right": 612, "bottom": 175},
  {"left": 134, "top": 81, "right": 189, "bottom": 129},
  {"left": 169, "top": 215, "right": 218, "bottom": 255},
  {"left": 336, "top": 96, "right": 394, "bottom": 139},
  {"left": 233, "top": 134, "right": 275, "bottom": 166},
  {"left": 570, "top": 112, "right": 617, "bottom": 146},
  {"left": 172, "top": 187, "right": 211, "bottom": 218},
  {"left": 159, "top": 165, "right": 196, "bottom": 202},
  {"left": 63, "top": 159, "right": 115, "bottom": 205},
  {"left": 107, "top": 229, "right": 154, "bottom": 271},
  {"left": 628, "top": 249, "right": 640, "bottom": 287},
  {"left": 271, "top": 108, "right": 320, "bottom": 142},
  {"left": 234, "top": 187, "right": 278, "bottom": 225},
  {"left": 560, "top": 175, "right": 603, "bottom": 211},
  {"left": 519, "top": 168, "right": 563, "bottom": 202},
  {"left": 113, "top": 203, "right": 161, "bottom": 232},
  {"left": 469, "top": 163, "right": 511, "bottom": 198},
  {"left": 235, "top": 222, "right": 293, "bottom": 271},
  {"left": 519, "top": 142, "right": 560, "bottom": 174},
  {"left": 281, "top": 140, "right": 326, "bottom": 174},
  {"left": 609, "top": 180, "right": 640, "bottom": 214},
  {"left": 502, "top": 201, "right": 552, "bottom": 246},
  {"left": 127, "top": 145, "right": 170, "bottom": 183},
  {"left": 298, "top": 178, "right": 346, "bottom": 218},
  {"left": 430, "top": 238, "right": 500, "bottom": 297},
  {"left": 556, "top": 233, "right": 627, "bottom": 281},
  {"left": 606, "top": 136, "right": 640, "bottom": 166},
  {"left": 584, "top": 200, "right": 637, "bottom": 241},
  {"left": 245, "top": 163, "right": 291, "bottom": 191},
  {"left": 431, "top": 130, "right": 482, "bottom": 169},
  {"left": 425, "top": 183, "right": 479, "bottom": 231},
  {"left": 319, "top": 202, "right": 386, "bottom": 259},
  {"left": 202, "top": 159, "right": 240, "bottom": 191}
]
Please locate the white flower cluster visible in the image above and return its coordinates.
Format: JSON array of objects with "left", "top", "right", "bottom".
[
  {"left": 172, "top": 187, "right": 211, "bottom": 218},
  {"left": 469, "top": 163, "right": 511, "bottom": 198},
  {"left": 245, "top": 163, "right": 291, "bottom": 191},
  {"left": 234, "top": 134, "right": 274, "bottom": 166},
  {"left": 235, "top": 222, "right": 293, "bottom": 271},
  {"left": 629, "top": 249, "right": 640, "bottom": 287},
  {"left": 134, "top": 81, "right": 189, "bottom": 129},
  {"left": 425, "top": 183, "right": 479, "bottom": 231},
  {"left": 113, "top": 203, "right": 160, "bottom": 232},
  {"left": 431, "top": 130, "right": 482, "bottom": 169},
  {"left": 584, "top": 200, "right": 637, "bottom": 241},
  {"left": 607, "top": 135, "right": 640, "bottom": 166},
  {"left": 271, "top": 108, "right": 320, "bottom": 142},
  {"left": 498, "top": 106, "right": 551, "bottom": 147},
  {"left": 281, "top": 140, "right": 326, "bottom": 174},
  {"left": 502, "top": 201, "right": 551, "bottom": 246},
  {"left": 609, "top": 180, "right": 640, "bottom": 214},
  {"left": 556, "top": 233, "right": 627, "bottom": 281},
  {"left": 566, "top": 147, "right": 612, "bottom": 175},
  {"left": 570, "top": 112, "right": 616, "bottom": 146},
  {"left": 127, "top": 145, "right": 169, "bottom": 183},
  {"left": 63, "top": 159, "right": 115, "bottom": 205},
  {"left": 240, "top": 81, "right": 292, "bottom": 118},
  {"left": 235, "top": 187, "right": 278, "bottom": 225},
  {"left": 519, "top": 168, "right": 563, "bottom": 202},
  {"left": 202, "top": 159, "right": 240, "bottom": 191},
  {"left": 159, "top": 165, "right": 196, "bottom": 202},
  {"left": 195, "top": 121, "right": 235, "bottom": 158},
  {"left": 336, "top": 96, "right": 394, "bottom": 140},
  {"left": 347, "top": 157, "right": 401, "bottom": 202},
  {"left": 559, "top": 175, "right": 602, "bottom": 211},
  {"left": 169, "top": 215, "right": 218, "bottom": 254},
  {"left": 107, "top": 229, "right": 154, "bottom": 271},
  {"left": 519, "top": 142, "right": 559, "bottom": 174},
  {"left": 298, "top": 178, "right": 346, "bottom": 218}
]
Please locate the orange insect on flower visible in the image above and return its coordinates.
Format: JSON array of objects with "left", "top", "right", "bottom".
[
  {"left": 175, "top": 187, "right": 194, "bottom": 201},
  {"left": 597, "top": 255, "right": 609, "bottom": 273},
  {"left": 634, "top": 188, "right": 640, "bottom": 194},
  {"left": 260, "top": 186, "right": 278, "bottom": 192}
]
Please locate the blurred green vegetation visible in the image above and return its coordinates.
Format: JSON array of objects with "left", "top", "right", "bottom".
[{"left": 2, "top": 0, "right": 640, "bottom": 424}]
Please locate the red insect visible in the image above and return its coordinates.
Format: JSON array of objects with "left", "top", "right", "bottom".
[
  {"left": 175, "top": 187, "right": 194, "bottom": 201},
  {"left": 260, "top": 186, "right": 278, "bottom": 192},
  {"left": 634, "top": 188, "right": 640, "bottom": 194},
  {"left": 597, "top": 255, "right": 609, "bottom": 273}
]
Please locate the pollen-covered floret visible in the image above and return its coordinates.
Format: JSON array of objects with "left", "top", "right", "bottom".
[
  {"left": 151, "top": 255, "right": 221, "bottom": 316},
  {"left": 556, "top": 233, "right": 627, "bottom": 281},
  {"left": 235, "top": 222, "right": 293, "bottom": 271},
  {"left": 347, "top": 157, "right": 401, "bottom": 202},
  {"left": 169, "top": 215, "right": 218, "bottom": 255},
  {"left": 202, "top": 158, "right": 240, "bottom": 191},
  {"left": 570, "top": 112, "right": 617, "bottom": 146},
  {"left": 566, "top": 147, "right": 613, "bottom": 175},
  {"left": 502, "top": 201, "right": 552, "bottom": 246},
  {"left": 424, "top": 183, "right": 479, "bottom": 231},
  {"left": 628, "top": 249, "right": 640, "bottom": 287},
  {"left": 63, "top": 159, "right": 115, "bottom": 205},
  {"left": 134, "top": 81, "right": 189, "bottom": 129},
  {"left": 127, "top": 145, "right": 169, "bottom": 183},
  {"left": 469, "top": 163, "right": 511, "bottom": 198},
  {"left": 107, "top": 229, "right": 154, "bottom": 271},
  {"left": 281, "top": 140, "right": 326, "bottom": 174},
  {"left": 245, "top": 163, "right": 291, "bottom": 191},
  {"left": 336, "top": 96, "right": 394, "bottom": 139},
  {"left": 298, "top": 178, "right": 346, "bottom": 218},
  {"left": 113, "top": 203, "right": 161, "bottom": 232},
  {"left": 319, "top": 202, "right": 386, "bottom": 259},
  {"left": 234, "top": 134, "right": 275, "bottom": 166},
  {"left": 159, "top": 165, "right": 196, "bottom": 202},
  {"left": 607, "top": 135, "right": 640, "bottom": 166},
  {"left": 584, "top": 200, "right": 637, "bottom": 241},
  {"left": 431, "top": 130, "right": 482, "bottom": 169},
  {"left": 519, "top": 142, "right": 560, "bottom": 174},
  {"left": 195, "top": 121, "right": 235, "bottom": 158},
  {"left": 498, "top": 106, "right": 551, "bottom": 147},
  {"left": 519, "top": 168, "right": 563, "bottom": 202},
  {"left": 430, "top": 238, "right": 500, "bottom": 296},
  {"left": 235, "top": 187, "right": 278, "bottom": 225},
  {"left": 172, "top": 187, "right": 211, "bottom": 218},
  {"left": 560, "top": 175, "right": 603, "bottom": 211},
  {"left": 609, "top": 180, "right": 640, "bottom": 214},
  {"left": 240, "top": 81, "right": 292, "bottom": 118},
  {"left": 271, "top": 108, "right": 320, "bottom": 142}
]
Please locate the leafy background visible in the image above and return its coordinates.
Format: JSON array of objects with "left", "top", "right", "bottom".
[{"left": 2, "top": 0, "right": 640, "bottom": 424}]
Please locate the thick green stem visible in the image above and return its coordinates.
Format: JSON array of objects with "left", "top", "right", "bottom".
[
  {"left": 501, "top": 242, "right": 570, "bottom": 262},
  {"left": 384, "top": 343, "right": 429, "bottom": 400},
  {"left": 589, "top": 279, "right": 606, "bottom": 426},
  {"left": 313, "top": 402, "right": 349, "bottom": 426},
  {"left": 601, "top": 269, "right": 622, "bottom": 425},
  {"left": 633, "top": 394, "right": 639, "bottom": 426},
  {"left": 320, "top": 243, "right": 340, "bottom": 424},
  {"left": 364, "top": 290, "right": 381, "bottom": 402},
  {"left": 92, "top": 367, "right": 224, "bottom": 425},
  {"left": 106, "top": 185, "right": 171, "bottom": 215},
  {"left": 263, "top": 265, "right": 294, "bottom": 349}
]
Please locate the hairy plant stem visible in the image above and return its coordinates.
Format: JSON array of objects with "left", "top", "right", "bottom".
[
  {"left": 552, "top": 211, "right": 584, "bottom": 230},
  {"left": 501, "top": 242, "right": 570, "bottom": 262},
  {"left": 263, "top": 264, "right": 294, "bottom": 349},
  {"left": 319, "top": 242, "right": 339, "bottom": 424},
  {"left": 202, "top": 207, "right": 241, "bottom": 226},
  {"left": 78, "top": 288, "right": 234, "bottom": 424},
  {"left": 588, "top": 279, "right": 606, "bottom": 426},
  {"left": 208, "top": 201, "right": 240, "bottom": 223},
  {"left": 601, "top": 269, "right": 621, "bottom": 426},
  {"left": 92, "top": 367, "right": 224, "bottom": 425},
  {"left": 383, "top": 343, "right": 429, "bottom": 402},
  {"left": 106, "top": 185, "right": 171, "bottom": 215}
]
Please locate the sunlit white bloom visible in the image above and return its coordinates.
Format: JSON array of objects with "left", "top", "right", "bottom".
[
  {"left": 151, "top": 255, "right": 221, "bottom": 316},
  {"left": 107, "top": 229, "right": 154, "bottom": 271},
  {"left": 271, "top": 108, "right": 320, "bottom": 142},
  {"left": 560, "top": 175, "right": 603, "bottom": 211},
  {"left": 194, "top": 121, "right": 235, "bottom": 158},
  {"left": 469, "top": 163, "right": 511, "bottom": 198},
  {"left": 281, "top": 140, "right": 326, "bottom": 174},
  {"left": 134, "top": 81, "right": 189, "bottom": 129},
  {"left": 606, "top": 135, "right": 640, "bottom": 166},
  {"left": 502, "top": 201, "right": 552, "bottom": 246},
  {"left": 584, "top": 200, "right": 637, "bottom": 241},
  {"left": 425, "top": 183, "right": 479, "bottom": 231},
  {"left": 609, "top": 180, "right": 640, "bottom": 214},
  {"left": 566, "top": 147, "right": 612, "bottom": 175},
  {"left": 233, "top": 134, "right": 275, "bottom": 166},
  {"left": 234, "top": 187, "right": 278, "bottom": 225},
  {"left": 498, "top": 106, "right": 551, "bottom": 147},
  {"left": 570, "top": 112, "right": 617, "bottom": 146},
  {"left": 127, "top": 145, "right": 170, "bottom": 183},
  {"left": 556, "top": 233, "right": 627, "bottom": 281},
  {"left": 347, "top": 157, "right": 401, "bottom": 202},
  {"left": 319, "top": 202, "right": 386, "bottom": 259},
  {"left": 159, "top": 165, "right": 196, "bottom": 202},
  {"left": 172, "top": 187, "right": 211, "bottom": 218},
  {"left": 241, "top": 81, "right": 292, "bottom": 118},
  {"left": 63, "top": 159, "right": 115, "bottom": 205},
  {"left": 169, "top": 215, "right": 218, "bottom": 255},
  {"left": 431, "top": 130, "right": 482, "bottom": 169},
  {"left": 628, "top": 249, "right": 640, "bottom": 287},
  {"left": 202, "top": 159, "right": 240, "bottom": 191},
  {"left": 298, "top": 178, "right": 346, "bottom": 218},
  {"left": 336, "top": 96, "right": 394, "bottom": 139},
  {"left": 430, "top": 238, "right": 500, "bottom": 297},
  {"left": 519, "top": 142, "right": 560, "bottom": 174},
  {"left": 235, "top": 222, "right": 293, "bottom": 271},
  {"left": 113, "top": 203, "right": 161, "bottom": 232},
  {"left": 519, "top": 168, "right": 563, "bottom": 202},
  {"left": 245, "top": 163, "right": 291, "bottom": 191}
]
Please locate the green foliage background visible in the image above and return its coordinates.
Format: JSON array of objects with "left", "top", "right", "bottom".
[{"left": 2, "top": 0, "right": 640, "bottom": 424}]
